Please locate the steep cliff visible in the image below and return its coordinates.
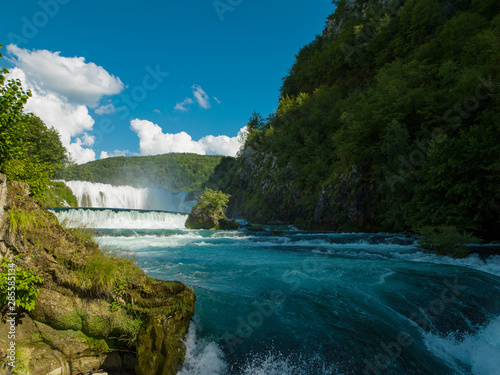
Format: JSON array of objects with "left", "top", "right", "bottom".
[
  {"left": 226, "top": 147, "right": 377, "bottom": 230},
  {"left": 224, "top": 0, "right": 500, "bottom": 237},
  {"left": 0, "top": 173, "right": 195, "bottom": 374}
]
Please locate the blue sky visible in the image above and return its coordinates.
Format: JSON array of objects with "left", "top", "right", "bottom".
[{"left": 1, "top": 0, "right": 335, "bottom": 163}]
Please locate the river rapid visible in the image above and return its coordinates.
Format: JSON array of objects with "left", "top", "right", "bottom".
[{"left": 53, "top": 207, "right": 500, "bottom": 375}]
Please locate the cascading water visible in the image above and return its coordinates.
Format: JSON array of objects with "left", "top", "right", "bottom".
[
  {"left": 51, "top": 208, "right": 188, "bottom": 230},
  {"left": 49, "top": 205, "right": 500, "bottom": 374},
  {"left": 95, "top": 229, "right": 500, "bottom": 375},
  {"left": 62, "top": 180, "right": 196, "bottom": 213}
]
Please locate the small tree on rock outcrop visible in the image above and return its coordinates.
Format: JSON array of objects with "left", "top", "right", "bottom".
[{"left": 185, "top": 188, "right": 238, "bottom": 230}]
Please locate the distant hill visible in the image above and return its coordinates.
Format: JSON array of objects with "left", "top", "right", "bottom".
[{"left": 57, "top": 153, "right": 235, "bottom": 192}]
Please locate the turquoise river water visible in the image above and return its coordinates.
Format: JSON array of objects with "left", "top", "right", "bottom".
[{"left": 54, "top": 208, "right": 500, "bottom": 375}]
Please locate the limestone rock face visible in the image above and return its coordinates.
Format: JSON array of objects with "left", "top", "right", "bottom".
[
  {"left": 226, "top": 146, "right": 376, "bottom": 230},
  {"left": 0, "top": 176, "right": 195, "bottom": 375},
  {"left": 313, "top": 165, "right": 375, "bottom": 230}
]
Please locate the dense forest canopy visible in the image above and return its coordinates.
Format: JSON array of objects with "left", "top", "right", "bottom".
[{"left": 224, "top": 0, "right": 500, "bottom": 239}]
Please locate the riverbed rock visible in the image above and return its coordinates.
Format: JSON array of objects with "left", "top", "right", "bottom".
[{"left": 0, "top": 176, "right": 195, "bottom": 375}]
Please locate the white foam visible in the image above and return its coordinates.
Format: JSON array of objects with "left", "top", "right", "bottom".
[
  {"left": 315, "top": 247, "right": 500, "bottom": 277},
  {"left": 178, "top": 321, "right": 227, "bottom": 375},
  {"left": 62, "top": 180, "right": 196, "bottom": 212},
  {"left": 424, "top": 315, "right": 500, "bottom": 375},
  {"left": 239, "top": 351, "right": 342, "bottom": 375},
  {"left": 393, "top": 252, "right": 500, "bottom": 278},
  {"left": 53, "top": 208, "right": 188, "bottom": 230}
]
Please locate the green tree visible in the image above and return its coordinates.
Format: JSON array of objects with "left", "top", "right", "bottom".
[
  {"left": 0, "top": 45, "right": 66, "bottom": 200},
  {"left": 3, "top": 159, "right": 53, "bottom": 200},
  {"left": 22, "top": 114, "right": 68, "bottom": 169},
  {"left": 0, "top": 45, "right": 32, "bottom": 166},
  {"left": 198, "top": 188, "right": 231, "bottom": 223},
  {"left": 409, "top": 125, "right": 500, "bottom": 237}
]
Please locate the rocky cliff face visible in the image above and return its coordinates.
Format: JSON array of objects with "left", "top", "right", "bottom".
[
  {"left": 0, "top": 174, "right": 195, "bottom": 374},
  {"left": 226, "top": 147, "right": 376, "bottom": 230}
]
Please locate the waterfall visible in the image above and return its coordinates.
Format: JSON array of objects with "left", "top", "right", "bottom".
[
  {"left": 52, "top": 208, "right": 188, "bottom": 230},
  {"left": 63, "top": 180, "right": 197, "bottom": 213}
]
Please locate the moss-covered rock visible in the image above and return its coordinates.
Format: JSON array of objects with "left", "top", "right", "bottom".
[{"left": 0, "top": 177, "right": 196, "bottom": 375}]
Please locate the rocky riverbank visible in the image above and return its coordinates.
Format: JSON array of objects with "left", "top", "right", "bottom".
[{"left": 0, "top": 173, "right": 195, "bottom": 375}]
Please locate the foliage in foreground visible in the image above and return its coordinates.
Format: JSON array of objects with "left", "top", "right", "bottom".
[
  {"left": 0, "top": 45, "right": 69, "bottom": 200},
  {"left": 0, "top": 257, "right": 43, "bottom": 313}
]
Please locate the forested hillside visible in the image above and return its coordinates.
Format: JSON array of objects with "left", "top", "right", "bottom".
[
  {"left": 223, "top": 0, "right": 500, "bottom": 239},
  {"left": 58, "top": 153, "right": 234, "bottom": 192}
]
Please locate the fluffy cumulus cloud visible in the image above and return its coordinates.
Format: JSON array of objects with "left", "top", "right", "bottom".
[
  {"left": 7, "top": 44, "right": 124, "bottom": 107},
  {"left": 130, "top": 119, "right": 244, "bottom": 157},
  {"left": 69, "top": 138, "right": 96, "bottom": 165},
  {"left": 5, "top": 45, "right": 125, "bottom": 164}
]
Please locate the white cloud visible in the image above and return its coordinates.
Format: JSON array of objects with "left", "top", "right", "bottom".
[
  {"left": 68, "top": 139, "right": 96, "bottom": 165},
  {"left": 130, "top": 119, "right": 205, "bottom": 155},
  {"left": 175, "top": 85, "right": 214, "bottom": 112},
  {"left": 79, "top": 133, "right": 96, "bottom": 147},
  {"left": 7, "top": 67, "right": 96, "bottom": 164},
  {"left": 95, "top": 103, "right": 116, "bottom": 115},
  {"left": 130, "top": 119, "right": 243, "bottom": 157},
  {"left": 7, "top": 44, "right": 124, "bottom": 107},
  {"left": 5, "top": 45, "right": 126, "bottom": 164},
  {"left": 198, "top": 134, "right": 241, "bottom": 156},
  {"left": 192, "top": 85, "right": 210, "bottom": 109},
  {"left": 100, "top": 149, "right": 130, "bottom": 159},
  {"left": 174, "top": 97, "right": 194, "bottom": 112}
]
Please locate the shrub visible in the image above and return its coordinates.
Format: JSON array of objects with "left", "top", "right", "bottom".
[
  {"left": 0, "top": 258, "right": 43, "bottom": 313},
  {"left": 198, "top": 188, "right": 231, "bottom": 223},
  {"left": 41, "top": 181, "right": 78, "bottom": 207},
  {"left": 3, "top": 159, "right": 53, "bottom": 200},
  {"left": 418, "top": 226, "right": 481, "bottom": 258}
]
